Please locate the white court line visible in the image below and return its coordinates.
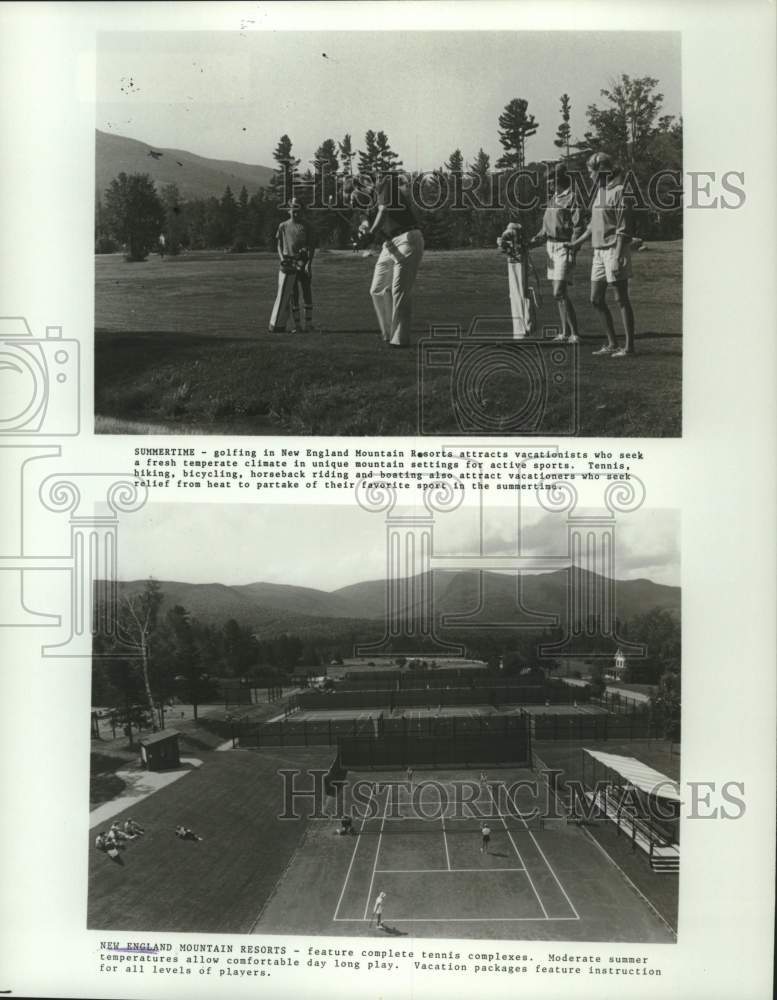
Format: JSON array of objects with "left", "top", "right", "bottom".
[
  {"left": 487, "top": 785, "right": 549, "bottom": 919},
  {"left": 440, "top": 813, "right": 451, "bottom": 871},
  {"left": 333, "top": 916, "right": 579, "bottom": 923},
  {"left": 375, "top": 868, "right": 525, "bottom": 873},
  {"left": 523, "top": 754, "right": 581, "bottom": 920},
  {"left": 363, "top": 790, "right": 389, "bottom": 920},
  {"left": 333, "top": 783, "right": 377, "bottom": 921},
  {"left": 515, "top": 813, "right": 579, "bottom": 920}
]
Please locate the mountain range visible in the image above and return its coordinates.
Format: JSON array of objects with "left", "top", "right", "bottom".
[
  {"left": 96, "top": 129, "right": 274, "bottom": 201},
  {"left": 113, "top": 569, "right": 680, "bottom": 638}
]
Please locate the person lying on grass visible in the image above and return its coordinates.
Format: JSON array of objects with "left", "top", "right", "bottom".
[{"left": 175, "top": 825, "right": 203, "bottom": 841}]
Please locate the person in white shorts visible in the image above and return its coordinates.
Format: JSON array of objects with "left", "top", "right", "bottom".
[
  {"left": 565, "top": 152, "right": 636, "bottom": 357},
  {"left": 530, "top": 163, "right": 584, "bottom": 342},
  {"left": 372, "top": 890, "right": 387, "bottom": 928},
  {"left": 480, "top": 823, "right": 492, "bottom": 854}
]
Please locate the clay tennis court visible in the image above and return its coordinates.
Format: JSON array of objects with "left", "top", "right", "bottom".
[{"left": 254, "top": 766, "right": 676, "bottom": 942}]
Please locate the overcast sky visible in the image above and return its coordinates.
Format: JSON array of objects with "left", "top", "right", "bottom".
[
  {"left": 97, "top": 30, "right": 681, "bottom": 172},
  {"left": 116, "top": 503, "right": 680, "bottom": 590}
]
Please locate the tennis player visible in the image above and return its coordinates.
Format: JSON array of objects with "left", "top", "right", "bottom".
[
  {"left": 480, "top": 822, "right": 492, "bottom": 855},
  {"left": 372, "top": 890, "right": 387, "bottom": 928}
]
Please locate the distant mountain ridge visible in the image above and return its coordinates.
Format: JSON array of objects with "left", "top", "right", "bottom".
[
  {"left": 96, "top": 129, "right": 274, "bottom": 201},
  {"left": 112, "top": 569, "right": 680, "bottom": 638}
]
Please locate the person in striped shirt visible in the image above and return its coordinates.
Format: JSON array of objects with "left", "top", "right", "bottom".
[{"left": 565, "top": 152, "right": 637, "bottom": 357}]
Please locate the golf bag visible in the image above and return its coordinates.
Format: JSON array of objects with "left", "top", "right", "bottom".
[
  {"left": 269, "top": 249, "right": 311, "bottom": 332},
  {"left": 498, "top": 228, "right": 541, "bottom": 339}
]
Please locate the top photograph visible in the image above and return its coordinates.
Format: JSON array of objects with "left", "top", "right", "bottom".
[{"left": 94, "top": 30, "right": 682, "bottom": 437}]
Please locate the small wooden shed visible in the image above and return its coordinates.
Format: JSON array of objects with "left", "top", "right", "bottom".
[{"left": 139, "top": 729, "right": 181, "bottom": 771}]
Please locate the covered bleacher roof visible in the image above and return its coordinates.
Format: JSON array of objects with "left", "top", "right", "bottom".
[{"left": 584, "top": 749, "right": 681, "bottom": 802}]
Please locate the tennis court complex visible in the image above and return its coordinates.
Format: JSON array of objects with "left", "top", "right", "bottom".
[
  {"left": 255, "top": 766, "right": 676, "bottom": 942},
  {"left": 333, "top": 775, "right": 577, "bottom": 925}
]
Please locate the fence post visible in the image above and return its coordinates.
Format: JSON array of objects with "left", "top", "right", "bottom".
[{"left": 526, "top": 714, "right": 532, "bottom": 767}]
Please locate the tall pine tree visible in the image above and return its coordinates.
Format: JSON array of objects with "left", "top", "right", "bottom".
[
  {"left": 270, "top": 134, "right": 300, "bottom": 204},
  {"left": 374, "top": 131, "right": 402, "bottom": 173},
  {"left": 358, "top": 130, "right": 379, "bottom": 176},
  {"left": 496, "top": 98, "right": 539, "bottom": 170},
  {"left": 338, "top": 133, "right": 356, "bottom": 175},
  {"left": 553, "top": 93, "right": 572, "bottom": 160}
]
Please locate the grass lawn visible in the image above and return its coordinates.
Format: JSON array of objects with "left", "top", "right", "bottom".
[
  {"left": 95, "top": 243, "right": 682, "bottom": 437},
  {"left": 87, "top": 748, "right": 335, "bottom": 933},
  {"left": 90, "top": 751, "right": 135, "bottom": 807},
  {"left": 88, "top": 749, "right": 677, "bottom": 940}
]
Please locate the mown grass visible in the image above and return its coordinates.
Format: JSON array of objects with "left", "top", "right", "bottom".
[
  {"left": 95, "top": 244, "right": 682, "bottom": 437},
  {"left": 87, "top": 749, "right": 334, "bottom": 933},
  {"left": 90, "top": 751, "right": 135, "bottom": 807}
]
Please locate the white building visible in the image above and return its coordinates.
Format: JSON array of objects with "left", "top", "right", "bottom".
[{"left": 612, "top": 648, "right": 627, "bottom": 679}]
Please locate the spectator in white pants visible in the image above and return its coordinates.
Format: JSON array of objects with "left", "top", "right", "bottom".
[{"left": 362, "top": 175, "right": 424, "bottom": 348}]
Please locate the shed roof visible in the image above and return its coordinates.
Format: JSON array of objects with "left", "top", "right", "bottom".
[{"left": 138, "top": 728, "right": 181, "bottom": 747}]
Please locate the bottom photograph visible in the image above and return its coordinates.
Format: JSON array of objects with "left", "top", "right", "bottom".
[{"left": 88, "top": 501, "right": 680, "bottom": 943}]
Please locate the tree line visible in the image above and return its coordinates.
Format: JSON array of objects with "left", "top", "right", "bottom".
[
  {"left": 95, "top": 75, "right": 683, "bottom": 261},
  {"left": 93, "top": 578, "right": 680, "bottom": 739}
]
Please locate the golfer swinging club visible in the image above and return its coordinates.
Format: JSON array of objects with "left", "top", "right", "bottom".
[{"left": 351, "top": 173, "right": 424, "bottom": 348}]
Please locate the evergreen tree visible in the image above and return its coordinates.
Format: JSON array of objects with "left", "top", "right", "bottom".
[
  {"left": 468, "top": 148, "right": 491, "bottom": 178},
  {"left": 445, "top": 149, "right": 464, "bottom": 174},
  {"left": 270, "top": 134, "right": 301, "bottom": 204},
  {"left": 466, "top": 149, "right": 496, "bottom": 246},
  {"left": 203, "top": 196, "right": 223, "bottom": 247},
  {"left": 103, "top": 172, "right": 165, "bottom": 262},
  {"left": 496, "top": 98, "right": 539, "bottom": 170},
  {"left": 338, "top": 133, "right": 356, "bottom": 175},
  {"left": 166, "top": 605, "right": 204, "bottom": 720},
  {"left": 248, "top": 188, "right": 275, "bottom": 249},
  {"left": 418, "top": 172, "right": 452, "bottom": 249},
  {"left": 160, "top": 182, "right": 186, "bottom": 254},
  {"left": 219, "top": 185, "right": 239, "bottom": 245},
  {"left": 374, "top": 131, "right": 403, "bottom": 174},
  {"left": 553, "top": 93, "right": 572, "bottom": 160},
  {"left": 312, "top": 138, "right": 340, "bottom": 243},
  {"left": 232, "top": 185, "right": 252, "bottom": 251},
  {"left": 357, "top": 129, "right": 380, "bottom": 176}
]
